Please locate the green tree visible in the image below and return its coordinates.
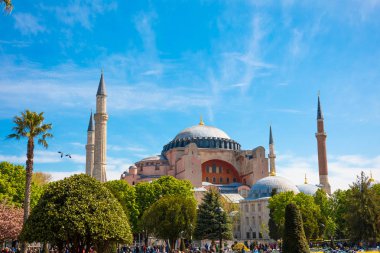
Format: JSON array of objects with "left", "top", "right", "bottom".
[
  {"left": 0, "top": 162, "right": 44, "bottom": 209},
  {"left": 142, "top": 195, "right": 197, "bottom": 250},
  {"left": 282, "top": 203, "right": 309, "bottom": 253},
  {"left": 19, "top": 174, "right": 132, "bottom": 253},
  {"left": 268, "top": 189, "right": 281, "bottom": 240},
  {"left": 7, "top": 110, "right": 53, "bottom": 236},
  {"left": 32, "top": 172, "right": 52, "bottom": 186},
  {"left": 194, "top": 189, "right": 233, "bottom": 240},
  {"left": 268, "top": 191, "right": 322, "bottom": 240},
  {"left": 344, "top": 171, "right": 380, "bottom": 243},
  {"left": 104, "top": 180, "right": 139, "bottom": 233},
  {"left": 135, "top": 176, "right": 193, "bottom": 230},
  {"left": 314, "top": 189, "right": 336, "bottom": 239},
  {"left": 330, "top": 189, "right": 349, "bottom": 239}
]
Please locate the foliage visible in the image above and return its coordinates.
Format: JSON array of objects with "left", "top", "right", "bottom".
[
  {"left": 0, "top": 201, "right": 23, "bottom": 242},
  {"left": 231, "top": 242, "right": 249, "bottom": 252},
  {"left": 282, "top": 203, "right": 309, "bottom": 253},
  {"left": 104, "top": 180, "right": 139, "bottom": 233},
  {"left": 135, "top": 176, "right": 193, "bottom": 230},
  {"left": 142, "top": 195, "right": 197, "bottom": 250},
  {"left": 194, "top": 189, "right": 233, "bottom": 240},
  {"left": 330, "top": 189, "right": 349, "bottom": 239},
  {"left": 0, "top": 161, "right": 44, "bottom": 209},
  {"left": 314, "top": 189, "right": 336, "bottom": 239},
  {"left": 20, "top": 174, "right": 132, "bottom": 253},
  {"left": 1, "top": 0, "right": 12, "bottom": 13},
  {"left": 268, "top": 189, "right": 280, "bottom": 240},
  {"left": 32, "top": 172, "right": 52, "bottom": 186},
  {"left": 344, "top": 171, "right": 380, "bottom": 243},
  {"left": 268, "top": 191, "right": 323, "bottom": 240}
]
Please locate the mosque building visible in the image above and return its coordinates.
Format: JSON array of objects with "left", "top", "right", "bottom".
[{"left": 85, "top": 72, "right": 333, "bottom": 241}]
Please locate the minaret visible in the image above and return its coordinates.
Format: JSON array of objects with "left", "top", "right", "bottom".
[
  {"left": 85, "top": 111, "right": 95, "bottom": 176},
  {"left": 93, "top": 71, "right": 108, "bottom": 182},
  {"left": 315, "top": 95, "right": 331, "bottom": 194},
  {"left": 269, "top": 126, "right": 276, "bottom": 176}
]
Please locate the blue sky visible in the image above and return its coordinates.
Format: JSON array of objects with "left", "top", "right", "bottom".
[{"left": 1, "top": 0, "right": 380, "bottom": 191}]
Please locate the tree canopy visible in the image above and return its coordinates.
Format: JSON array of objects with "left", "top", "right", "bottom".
[
  {"left": 104, "top": 180, "right": 139, "bottom": 233},
  {"left": 268, "top": 191, "right": 323, "bottom": 240},
  {"left": 0, "top": 201, "right": 23, "bottom": 243},
  {"left": 134, "top": 176, "right": 193, "bottom": 230},
  {"left": 282, "top": 203, "right": 309, "bottom": 253},
  {"left": 142, "top": 195, "right": 197, "bottom": 250},
  {"left": 20, "top": 174, "right": 132, "bottom": 253},
  {"left": 194, "top": 189, "right": 233, "bottom": 240},
  {"left": 0, "top": 161, "right": 44, "bottom": 209},
  {"left": 344, "top": 172, "right": 380, "bottom": 243}
]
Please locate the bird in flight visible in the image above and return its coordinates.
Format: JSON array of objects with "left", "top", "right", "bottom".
[
  {"left": 65, "top": 154, "right": 72, "bottom": 158},
  {"left": 58, "top": 151, "right": 72, "bottom": 159},
  {"left": 58, "top": 151, "right": 64, "bottom": 158}
]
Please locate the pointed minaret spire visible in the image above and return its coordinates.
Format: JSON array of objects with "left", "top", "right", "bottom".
[
  {"left": 268, "top": 125, "right": 276, "bottom": 176},
  {"left": 87, "top": 111, "right": 94, "bottom": 132},
  {"left": 304, "top": 174, "right": 308, "bottom": 184},
  {"left": 317, "top": 94, "right": 323, "bottom": 120},
  {"left": 316, "top": 94, "right": 331, "bottom": 194},
  {"left": 269, "top": 125, "right": 274, "bottom": 145},
  {"left": 85, "top": 111, "right": 95, "bottom": 177},
  {"left": 97, "top": 71, "right": 107, "bottom": 96}
]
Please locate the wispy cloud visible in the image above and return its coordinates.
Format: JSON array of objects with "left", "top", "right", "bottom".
[
  {"left": 277, "top": 152, "right": 380, "bottom": 192},
  {"left": 13, "top": 13, "right": 45, "bottom": 35},
  {"left": 267, "top": 108, "right": 303, "bottom": 114},
  {"left": 42, "top": 0, "right": 117, "bottom": 29}
]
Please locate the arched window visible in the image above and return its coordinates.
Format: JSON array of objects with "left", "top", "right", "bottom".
[
  {"left": 213, "top": 177, "right": 216, "bottom": 183},
  {"left": 206, "top": 177, "right": 209, "bottom": 182},
  {"left": 220, "top": 177, "right": 223, "bottom": 183}
]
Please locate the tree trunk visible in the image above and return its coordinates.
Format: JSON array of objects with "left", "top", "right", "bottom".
[{"left": 21, "top": 138, "right": 34, "bottom": 253}]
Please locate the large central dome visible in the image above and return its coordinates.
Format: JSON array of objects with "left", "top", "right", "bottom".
[{"left": 174, "top": 125, "right": 231, "bottom": 140}]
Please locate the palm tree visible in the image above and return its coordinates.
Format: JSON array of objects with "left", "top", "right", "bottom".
[
  {"left": 8, "top": 110, "right": 52, "bottom": 252},
  {"left": 1, "top": 0, "right": 13, "bottom": 13}
]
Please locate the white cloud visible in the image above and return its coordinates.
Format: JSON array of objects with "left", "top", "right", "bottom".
[
  {"left": 13, "top": 13, "right": 45, "bottom": 35},
  {"left": 43, "top": 0, "right": 117, "bottom": 29},
  {"left": 277, "top": 152, "right": 380, "bottom": 192}
]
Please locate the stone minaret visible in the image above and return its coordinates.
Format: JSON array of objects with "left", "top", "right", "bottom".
[
  {"left": 93, "top": 72, "right": 108, "bottom": 182},
  {"left": 269, "top": 126, "right": 276, "bottom": 176},
  {"left": 315, "top": 95, "right": 331, "bottom": 194},
  {"left": 85, "top": 112, "right": 95, "bottom": 176}
]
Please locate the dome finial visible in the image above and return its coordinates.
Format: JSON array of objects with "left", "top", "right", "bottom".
[
  {"left": 199, "top": 115, "right": 205, "bottom": 125},
  {"left": 370, "top": 171, "right": 375, "bottom": 182},
  {"left": 304, "top": 173, "right": 308, "bottom": 184}
]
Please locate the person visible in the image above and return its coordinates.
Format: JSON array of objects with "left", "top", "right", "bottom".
[{"left": 205, "top": 243, "right": 209, "bottom": 252}]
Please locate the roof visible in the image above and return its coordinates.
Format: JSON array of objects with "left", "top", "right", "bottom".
[
  {"left": 140, "top": 155, "right": 167, "bottom": 162},
  {"left": 296, "top": 184, "right": 320, "bottom": 196},
  {"left": 247, "top": 175, "right": 300, "bottom": 200},
  {"left": 221, "top": 193, "right": 244, "bottom": 204},
  {"left": 97, "top": 72, "right": 106, "bottom": 96},
  {"left": 174, "top": 125, "right": 231, "bottom": 140},
  {"left": 87, "top": 112, "right": 94, "bottom": 131}
]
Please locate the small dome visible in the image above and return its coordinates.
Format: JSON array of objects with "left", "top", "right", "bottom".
[
  {"left": 247, "top": 176, "right": 300, "bottom": 200},
  {"left": 174, "top": 125, "right": 231, "bottom": 140},
  {"left": 297, "top": 184, "right": 320, "bottom": 196}
]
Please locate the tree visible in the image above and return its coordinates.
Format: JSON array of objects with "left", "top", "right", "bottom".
[
  {"left": 0, "top": 161, "right": 44, "bottom": 209},
  {"left": 0, "top": 201, "right": 23, "bottom": 244},
  {"left": 7, "top": 110, "right": 53, "bottom": 234},
  {"left": 330, "top": 189, "right": 349, "bottom": 239},
  {"left": 104, "top": 180, "right": 139, "bottom": 233},
  {"left": 135, "top": 176, "right": 194, "bottom": 230},
  {"left": 32, "top": 172, "right": 52, "bottom": 186},
  {"left": 268, "top": 191, "right": 322, "bottom": 240},
  {"left": 19, "top": 174, "right": 132, "bottom": 253},
  {"left": 1, "top": 0, "right": 12, "bottom": 13},
  {"left": 344, "top": 171, "right": 380, "bottom": 243},
  {"left": 314, "top": 189, "right": 336, "bottom": 239},
  {"left": 194, "top": 189, "right": 233, "bottom": 240},
  {"left": 268, "top": 189, "right": 281, "bottom": 240},
  {"left": 142, "top": 195, "right": 197, "bottom": 250},
  {"left": 282, "top": 203, "right": 309, "bottom": 253}
]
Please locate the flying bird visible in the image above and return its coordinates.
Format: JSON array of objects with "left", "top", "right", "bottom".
[
  {"left": 58, "top": 151, "right": 63, "bottom": 158},
  {"left": 65, "top": 154, "right": 72, "bottom": 158}
]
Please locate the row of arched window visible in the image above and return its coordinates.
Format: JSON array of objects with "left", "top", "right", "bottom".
[
  {"left": 162, "top": 137, "right": 241, "bottom": 153},
  {"left": 205, "top": 177, "right": 237, "bottom": 184}
]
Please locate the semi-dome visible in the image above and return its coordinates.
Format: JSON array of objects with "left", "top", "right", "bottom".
[
  {"left": 296, "top": 184, "right": 320, "bottom": 196},
  {"left": 247, "top": 176, "right": 300, "bottom": 200},
  {"left": 174, "top": 125, "right": 231, "bottom": 140}
]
